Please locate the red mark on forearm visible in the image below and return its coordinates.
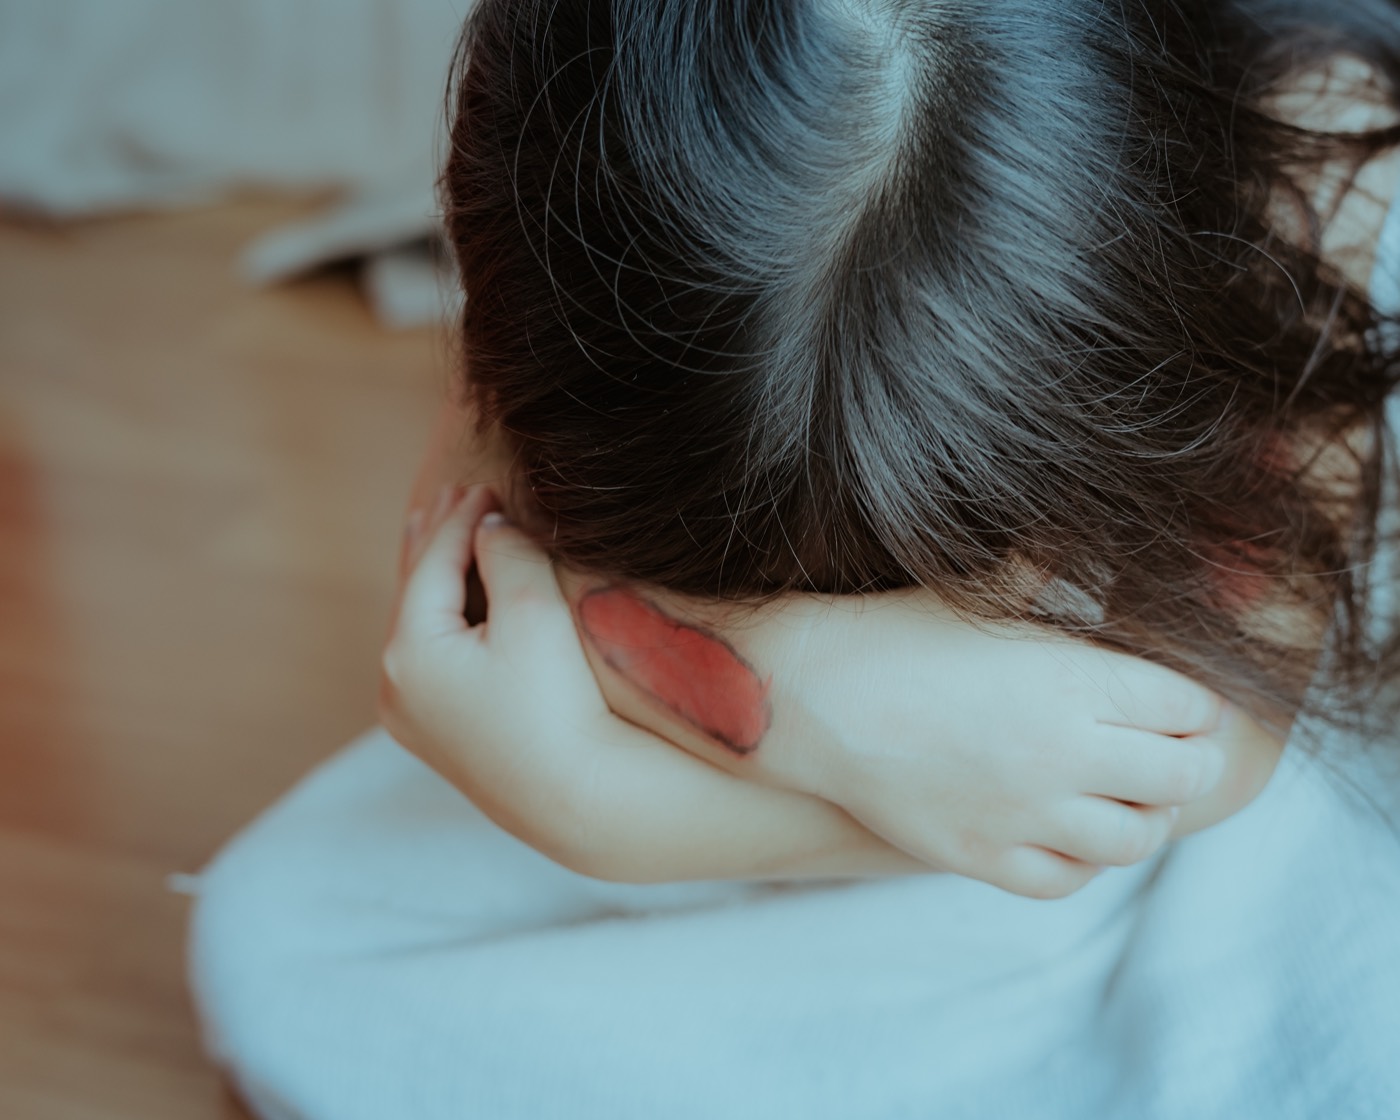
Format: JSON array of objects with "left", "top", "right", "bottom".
[{"left": 577, "top": 587, "right": 771, "bottom": 755}]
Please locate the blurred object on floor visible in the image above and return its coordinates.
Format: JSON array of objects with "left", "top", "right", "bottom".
[
  {"left": 0, "top": 0, "right": 469, "bottom": 327},
  {"left": 0, "top": 197, "right": 445, "bottom": 1119}
]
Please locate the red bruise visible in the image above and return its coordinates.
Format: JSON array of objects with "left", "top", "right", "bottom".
[{"left": 577, "top": 587, "right": 771, "bottom": 755}]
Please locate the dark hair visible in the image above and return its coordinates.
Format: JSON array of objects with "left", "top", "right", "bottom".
[{"left": 442, "top": 0, "right": 1400, "bottom": 733}]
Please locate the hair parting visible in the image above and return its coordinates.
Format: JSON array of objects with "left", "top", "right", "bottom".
[{"left": 443, "top": 0, "right": 1400, "bottom": 736}]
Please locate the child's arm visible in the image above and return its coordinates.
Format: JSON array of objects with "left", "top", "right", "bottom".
[
  {"left": 562, "top": 579, "right": 1281, "bottom": 855},
  {"left": 636, "top": 589, "right": 1283, "bottom": 860},
  {"left": 382, "top": 485, "right": 932, "bottom": 884},
  {"left": 381, "top": 485, "right": 1271, "bottom": 896}
]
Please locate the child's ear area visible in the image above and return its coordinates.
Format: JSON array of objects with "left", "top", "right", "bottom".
[
  {"left": 550, "top": 571, "right": 777, "bottom": 770},
  {"left": 465, "top": 423, "right": 555, "bottom": 544},
  {"left": 552, "top": 566, "right": 594, "bottom": 621}
]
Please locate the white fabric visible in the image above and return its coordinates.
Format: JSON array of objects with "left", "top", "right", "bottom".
[
  {"left": 186, "top": 725, "right": 1400, "bottom": 1120},
  {"left": 0, "top": 0, "right": 466, "bottom": 324}
]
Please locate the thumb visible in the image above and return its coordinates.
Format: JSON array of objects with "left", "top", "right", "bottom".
[
  {"left": 473, "top": 512, "right": 573, "bottom": 639},
  {"left": 397, "top": 485, "right": 496, "bottom": 642}
]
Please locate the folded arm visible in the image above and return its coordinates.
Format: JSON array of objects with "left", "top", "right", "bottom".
[{"left": 382, "top": 409, "right": 1283, "bottom": 896}]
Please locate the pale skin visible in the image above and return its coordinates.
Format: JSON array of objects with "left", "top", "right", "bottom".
[{"left": 379, "top": 57, "right": 1399, "bottom": 897}]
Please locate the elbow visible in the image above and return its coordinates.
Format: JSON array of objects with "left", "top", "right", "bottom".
[{"left": 493, "top": 787, "right": 668, "bottom": 884}]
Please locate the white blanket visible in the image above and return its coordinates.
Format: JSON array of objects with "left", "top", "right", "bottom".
[{"left": 187, "top": 722, "right": 1400, "bottom": 1120}]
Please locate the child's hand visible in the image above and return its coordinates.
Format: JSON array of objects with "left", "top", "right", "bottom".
[
  {"left": 567, "top": 586, "right": 1265, "bottom": 899},
  {"left": 702, "top": 595, "right": 1273, "bottom": 895},
  {"left": 381, "top": 485, "right": 1273, "bottom": 898},
  {"left": 379, "top": 486, "right": 932, "bottom": 884}
]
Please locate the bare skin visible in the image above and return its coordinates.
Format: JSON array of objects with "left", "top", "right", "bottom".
[
  {"left": 400, "top": 390, "right": 1268, "bottom": 813},
  {"left": 389, "top": 391, "right": 1263, "bottom": 900},
  {"left": 385, "top": 489, "right": 1231, "bottom": 891}
]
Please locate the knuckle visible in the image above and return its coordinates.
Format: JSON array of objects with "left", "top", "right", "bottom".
[
  {"left": 1197, "top": 691, "right": 1226, "bottom": 731},
  {"left": 1156, "top": 693, "right": 1187, "bottom": 730},
  {"left": 1108, "top": 824, "right": 1153, "bottom": 867},
  {"left": 1070, "top": 862, "right": 1103, "bottom": 893},
  {"left": 1170, "top": 688, "right": 1222, "bottom": 733},
  {"left": 999, "top": 851, "right": 1099, "bottom": 900},
  {"left": 1104, "top": 809, "right": 1169, "bottom": 866},
  {"left": 1019, "top": 869, "right": 1080, "bottom": 901},
  {"left": 1053, "top": 861, "right": 1103, "bottom": 899},
  {"left": 1018, "top": 875, "right": 1071, "bottom": 901},
  {"left": 945, "top": 827, "right": 993, "bottom": 874},
  {"left": 1169, "top": 748, "right": 1210, "bottom": 803}
]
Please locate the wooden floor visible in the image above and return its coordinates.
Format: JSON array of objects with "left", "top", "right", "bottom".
[{"left": 0, "top": 200, "right": 444, "bottom": 1119}]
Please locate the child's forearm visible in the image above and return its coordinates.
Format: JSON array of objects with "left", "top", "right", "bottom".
[
  {"left": 531, "top": 725, "right": 933, "bottom": 883},
  {"left": 732, "top": 587, "right": 1285, "bottom": 846}
]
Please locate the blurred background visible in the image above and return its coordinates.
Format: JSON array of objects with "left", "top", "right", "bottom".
[{"left": 0, "top": 2, "right": 469, "bottom": 1115}]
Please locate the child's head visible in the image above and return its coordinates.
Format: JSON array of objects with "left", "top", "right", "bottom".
[{"left": 442, "top": 0, "right": 1400, "bottom": 728}]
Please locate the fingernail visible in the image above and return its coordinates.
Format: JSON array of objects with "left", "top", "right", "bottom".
[{"left": 480, "top": 511, "right": 509, "bottom": 529}]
